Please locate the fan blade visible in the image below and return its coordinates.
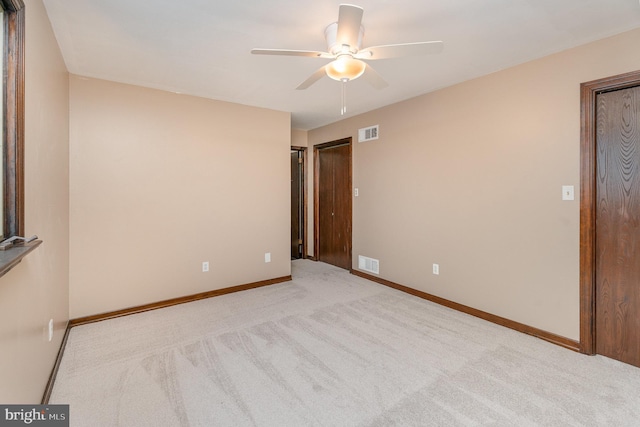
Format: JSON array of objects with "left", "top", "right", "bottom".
[
  {"left": 296, "top": 66, "right": 328, "bottom": 90},
  {"left": 355, "top": 41, "right": 443, "bottom": 60},
  {"left": 336, "top": 4, "right": 364, "bottom": 49},
  {"left": 361, "top": 64, "right": 388, "bottom": 89},
  {"left": 251, "top": 48, "right": 333, "bottom": 58}
]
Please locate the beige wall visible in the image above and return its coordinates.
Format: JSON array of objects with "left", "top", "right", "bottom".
[
  {"left": 291, "top": 129, "right": 308, "bottom": 148},
  {"left": 0, "top": 0, "right": 70, "bottom": 403},
  {"left": 309, "top": 28, "right": 640, "bottom": 341},
  {"left": 69, "top": 77, "right": 291, "bottom": 319}
]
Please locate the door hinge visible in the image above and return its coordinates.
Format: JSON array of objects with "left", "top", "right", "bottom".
[{"left": 298, "top": 239, "right": 303, "bottom": 245}]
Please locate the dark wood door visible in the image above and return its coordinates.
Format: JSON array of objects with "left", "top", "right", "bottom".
[
  {"left": 595, "top": 86, "right": 640, "bottom": 367},
  {"left": 317, "top": 142, "right": 351, "bottom": 270}
]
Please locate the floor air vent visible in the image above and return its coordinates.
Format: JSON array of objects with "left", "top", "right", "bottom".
[
  {"left": 358, "top": 255, "right": 379, "bottom": 274},
  {"left": 358, "top": 125, "right": 379, "bottom": 142}
]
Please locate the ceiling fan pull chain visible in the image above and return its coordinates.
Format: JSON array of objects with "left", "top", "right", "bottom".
[{"left": 341, "top": 78, "right": 348, "bottom": 115}]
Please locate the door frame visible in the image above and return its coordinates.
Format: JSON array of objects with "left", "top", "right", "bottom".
[
  {"left": 313, "top": 137, "right": 352, "bottom": 268},
  {"left": 579, "top": 69, "right": 640, "bottom": 355},
  {"left": 291, "top": 146, "right": 307, "bottom": 259}
]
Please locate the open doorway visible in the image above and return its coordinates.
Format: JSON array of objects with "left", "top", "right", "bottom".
[{"left": 291, "top": 147, "right": 307, "bottom": 259}]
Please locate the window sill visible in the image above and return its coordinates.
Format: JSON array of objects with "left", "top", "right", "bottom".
[{"left": 0, "top": 240, "right": 42, "bottom": 278}]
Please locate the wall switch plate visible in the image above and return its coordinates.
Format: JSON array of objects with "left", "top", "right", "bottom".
[
  {"left": 354, "top": 188, "right": 359, "bottom": 197},
  {"left": 265, "top": 252, "right": 271, "bottom": 263},
  {"left": 48, "top": 319, "right": 54, "bottom": 342},
  {"left": 202, "top": 261, "right": 209, "bottom": 272},
  {"left": 562, "top": 185, "right": 575, "bottom": 201},
  {"left": 433, "top": 264, "right": 439, "bottom": 275}
]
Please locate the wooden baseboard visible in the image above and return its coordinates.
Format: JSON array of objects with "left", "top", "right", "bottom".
[
  {"left": 41, "top": 322, "right": 71, "bottom": 404},
  {"left": 351, "top": 269, "right": 580, "bottom": 352},
  {"left": 306, "top": 255, "right": 317, "bottom": 261},
  {"left": 69, "top": 275, "right": 292, "bottom": 327}
]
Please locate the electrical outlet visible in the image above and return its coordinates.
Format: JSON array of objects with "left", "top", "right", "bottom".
[
  {"left": 433, "top": 264, "right": 440, "bottom": 275},
  {"left": 48, "top": 319, "right": 54, "bottom": 342},
  {"left": 202, "top": 261, "right": 209, "bottom": 272},
  {"left": 354, "top": 188, "right": 359, "bottom": 197},
  {"left": 265, "top": 252, "right": 271, "bottom": 263}
]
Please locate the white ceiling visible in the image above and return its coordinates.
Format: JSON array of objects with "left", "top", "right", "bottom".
[{"left": 43, "top": 0, "right": 640, "bottom": 130}]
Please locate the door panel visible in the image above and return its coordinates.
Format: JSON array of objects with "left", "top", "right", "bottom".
[
  {"left": 318, "top": 148, "right": 335, "bottom": 266},
  {"left": 317, "top": 142, "right": 351, "bottom": 270},
  {"left": 332, "top": 144, "right": 351, "bottom": 269},
  {"left": 595, "top": 86, "right": 640, "bottom": 367}
]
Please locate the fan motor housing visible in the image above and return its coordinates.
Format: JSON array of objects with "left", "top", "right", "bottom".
[{"left": 325, "top": 22, "right": 364, "bottom": 55}]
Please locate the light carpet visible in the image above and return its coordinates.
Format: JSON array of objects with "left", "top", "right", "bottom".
[{"left": 50, "top": 260, "right": 640, "bottom": 426}]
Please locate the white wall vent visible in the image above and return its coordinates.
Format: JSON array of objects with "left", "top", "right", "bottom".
[
  {"left": 358, "top": 125, "right": 379, "bottom": 142},
  {"left": 358, "top": 255, "right": 380, "bottom": 274}
]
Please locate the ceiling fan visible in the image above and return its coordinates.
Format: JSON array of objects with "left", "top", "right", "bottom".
[{"left": 251, "top": 3, "right": 444, "bottom": 93}]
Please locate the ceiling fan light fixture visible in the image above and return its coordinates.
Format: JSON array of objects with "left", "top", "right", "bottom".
[
  {"left": 325, "top": 22, "right": 364, "bottom": 55},
  {"left": 326, "top": 56, "right": 366, "bottom": 82}
]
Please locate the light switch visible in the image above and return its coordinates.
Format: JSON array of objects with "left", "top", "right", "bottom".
[
  {"left": 354, "top": 188, "right": 359, "bottom": 197},
  {"left": 562, "top": 185, "right": 574, "bottom": 201}
]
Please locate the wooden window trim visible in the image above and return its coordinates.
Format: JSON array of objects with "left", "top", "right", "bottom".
[
  {"left": 0, "top": 0, "right": 36, "bottom": 279},
  {"left": 3, "top": 0, "right": 25, "bottom": 239}
]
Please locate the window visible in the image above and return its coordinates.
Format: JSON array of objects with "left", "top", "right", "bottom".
[
  {"left": 1, "top": 0, "right": 25, "bottom": 241},
  {"left": 0, "top": 0, "right": 32, "bottom": 278}
]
